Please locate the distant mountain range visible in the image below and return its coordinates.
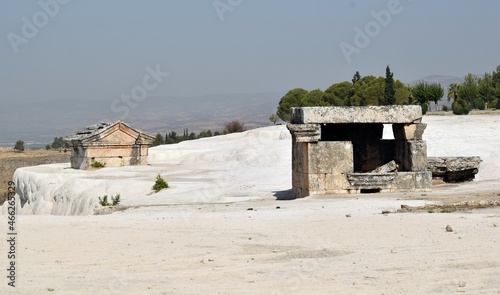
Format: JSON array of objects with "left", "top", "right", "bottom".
[
  {"left": 0, "top": 74, "right": 473, "bottom": 148},
  {"left": 410, "top": 75, "right": 463, "bottom": 86}
]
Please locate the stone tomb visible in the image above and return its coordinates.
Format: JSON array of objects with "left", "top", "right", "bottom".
[
  {"left": 287, "top": 106, "right": 432, "bottom": 198},
  {"left": 65, "top": 121, "right": 155, "bottom": 170}
]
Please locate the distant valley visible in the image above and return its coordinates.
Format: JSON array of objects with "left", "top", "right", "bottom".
[
  {"left": 0, "top": 92, "right": 284, "bottom": 148},
  {"left": 0, "top": 75, "right": 467, "bottom": 148}
]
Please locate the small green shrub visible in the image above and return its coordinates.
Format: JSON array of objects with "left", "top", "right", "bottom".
[
  {"left": 91, "top": 160, "right": 106, "bottom": 168},
  {"left": 453, "top": 104, "right": 470, "bottom": 115},
  {"left": 442, "top": 105, "right": 448, "bottom": 111},
  {"left": 111, "top": 193, "right": 121, "bottom": 205},
  {"left": 153, "top": 174, "right": 169, "bottom": 192},
  {"left": 98, "top": 193, "right": 120, "bottom": 206},
  {"left": 98, "top": 195, "right": 109, "bottom": 206}
]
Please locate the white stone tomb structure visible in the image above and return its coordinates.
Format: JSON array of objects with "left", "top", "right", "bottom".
[
  {"left": 287, "top": 106, "right": 432, "bottom": 198},
  {"left": 65, "top": 121, "right": 155, "bottom": 170}
]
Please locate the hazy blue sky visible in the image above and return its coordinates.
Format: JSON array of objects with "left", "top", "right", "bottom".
[{"left": 1, "top": 0, "right": 499, "bottom": 102}]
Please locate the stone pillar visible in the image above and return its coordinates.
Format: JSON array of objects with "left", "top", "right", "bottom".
[
  {"left": 288, "top": 124, "right": 354, "bottom": 197},
  {"left": 393, "top": 123, "right": 427, "bottom": 171}
]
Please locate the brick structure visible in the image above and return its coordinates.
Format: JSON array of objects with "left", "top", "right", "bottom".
[
  {"left": 65, "top": 121, "right": 154, "bottom": 170},
  {"left": 287, "top": 106, "right": 432, "bottom": 198}
]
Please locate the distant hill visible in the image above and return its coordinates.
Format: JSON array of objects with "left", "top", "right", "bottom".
[{"left": 0, "top": 92, "right": 285, "bottom": 148}]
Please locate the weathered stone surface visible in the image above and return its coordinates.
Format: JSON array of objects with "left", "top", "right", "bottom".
[
  {"left": 393, "top": 123, "right": 427, "bottom": 141},
  {"left": 292, "top": 142, "right": 308, "bottom": 173},
  {"left": 414, "top": 171, "right": 432, "bottom": 189},
  {"left": 324, "top": 173, "right": 351, "bottom": 191},
  {"left": 292, "top": 171, "right": 309, "bottom": 198},
  {"left": 66, "top": 121, "right": 154, "bottom": 170},
  {"left": 308, "top": 173, "right": 327, "bottom": 193},
  {"left": 291, "top": 106, "right": 422, "bottom": 124},
  {"left": 401, "top": 141, "right": 427, "bottom": 172},
  {"left": 427, "top": 156, "right": 481, "bottom": 182},
  {"left": 308, "top": 142, "right": 353, "bottom": 174},
  {"left": 347, "top": 173, "right": 396, "bottom": 189},
  {"left": 288, "top": 106, "right": 432, "bottom": 197},
  {"left": 393, "top": 172, "right": 416, "bottom": 190},
  {"left": 287, "top": 124, "right": 321, "bottom": 143},
  {"left": 427, "top": 157, "right": 447, "bottom": 177},
  {"left": 445, "top": 157, "right": 481, "bottom": 172},
  {"left": 371, "top": 160, "right": 398, "bottom": 173}
]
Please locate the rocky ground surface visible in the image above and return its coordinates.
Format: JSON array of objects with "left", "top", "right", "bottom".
[{"left": 0, "top": 149, "right": 70, "bottom": 204}]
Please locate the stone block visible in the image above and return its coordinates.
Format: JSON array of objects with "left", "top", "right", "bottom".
[
  {"left": 393, "top": 123, "right": 427, "bottom": 141},
  {"left": 427, "top": 156, "right": 481, "bottom": 182},
  {"left": 347, "top": 173, "right": 396, "bottom": 189},
  {"left": 308, "top": 173, "right": 326, "bottom": 194},
  {"left": 371, "top": 160, "right": 397, "bottom": 173},
  {"left": 415, "top": 171, "right": 432, "bottom": 189},
  {"left": 393, "top": 172, "right": 416, "bottom": 190},
  {"left": 406, "top": 141, "right": 427, "bottom": 172},
  {"left": 445, "top": 156, "right": 481, "bottom": 172},
  {"left": 427, "top": 157, "right": 447, "bottom": 177},
  {"left": 290, "top": 106, "right": 422, "bottom": 124},
  {"left": 308, "top": 141, "right": 353, "bottom": 174},
  {"left": 324, "top": 173, "right": 351, "bottom": 191}
]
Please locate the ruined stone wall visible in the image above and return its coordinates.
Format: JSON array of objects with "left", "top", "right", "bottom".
[
  {"left": 71, "top": 145, "right": 148, "bottom": 169},
  {"left": 288, "top": 106, "right": 432, "bottom": 198}
]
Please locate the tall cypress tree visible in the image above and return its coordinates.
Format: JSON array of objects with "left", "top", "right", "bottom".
[
  {"left": 352, "top": 71, "right": 361, "bottom": 84},
  {"left": 383, "top": 65, "right": 395, "bottom": 105}
]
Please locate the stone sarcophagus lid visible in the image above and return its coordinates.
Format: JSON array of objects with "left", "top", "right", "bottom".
[
  {"left": 287, "top": 106, "right": 432, "bottom": 198},
  {"left": 65, "top": 121, "right": 155, "bottom": 170}
]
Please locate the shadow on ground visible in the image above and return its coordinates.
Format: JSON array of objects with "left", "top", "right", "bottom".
[{"left": 273, "top": 189, "right": 294, "bottom": 201}]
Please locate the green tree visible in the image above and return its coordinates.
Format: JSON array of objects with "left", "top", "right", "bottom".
[
  {"left": 394, "top": 80, "right": 411, "bottom": 105},
  {"left": 323, "top": 81, "right": 352, "bottom": 106},
  {"left": 152, "top": 133, "right": 165, "bottom": 146},
  {"left": 382, "top": 65, "right": 395, "bottom": 105},
  {"left": 492, "top": 65, "right": 500, "bottom": 87},
  {"left": 302, "top": 89, "right": 327, "bottom": 106},
  {"left": 51, "top": 137, "right": 67, "bottom": 149},
  {"left": 411, "top": 81, "right": 431, "bottom": 112},
  {"left": 458, "top": 74, "right": 482, "bottom": 110},
  {"left": 276, "top": 88, "right": 308, "bottom": 121},
  {"left": 361, "top": 76, "right": 385, "bottom": 105},
  {"left": 14, "top": 140, "right": 25, "bottom": 152},
  {"left": 269, "top": 113, "right": 279, "bottom": 124},
  {"left": 447, "top": 83, "right": 461, "bottom": 109},
  {"left": 427, "top": 83, "right": 444, "bottom": 111},
  {"left": 352, "top": 71, "right": 361, "bottom": 84},
  {"left": 197, "top": 131, "right": 209, "bottom": 138},
  {"left": 478, "top": 73, "right": 495, "bottom": 109}
]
